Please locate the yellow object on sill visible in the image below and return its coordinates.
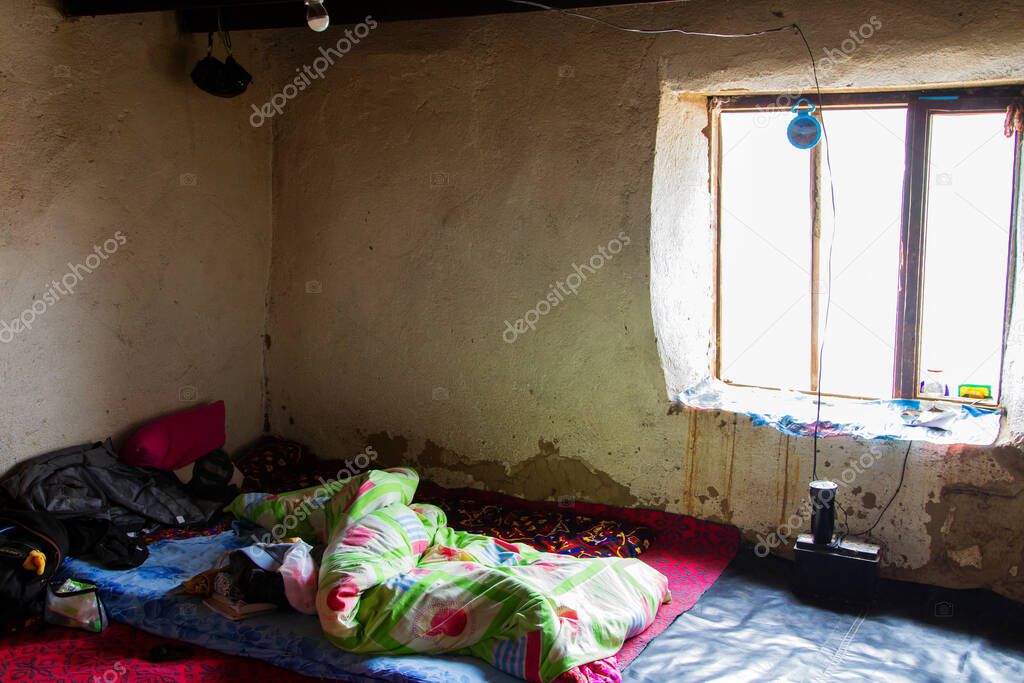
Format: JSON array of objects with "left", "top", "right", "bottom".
[{"left": 958, "top": 384, "right": 992, "bottom": 400}]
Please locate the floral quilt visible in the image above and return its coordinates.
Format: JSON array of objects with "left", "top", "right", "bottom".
[{"left": 228, "top": 468, "right": 669, "bottom": 682}]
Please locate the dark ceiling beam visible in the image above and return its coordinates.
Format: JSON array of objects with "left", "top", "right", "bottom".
[
  {"left": 62, "top": 1, "right": 668, "bottom": 32},
  {"left": 64, "top": 0, "right": 283, "bottom": 13}
]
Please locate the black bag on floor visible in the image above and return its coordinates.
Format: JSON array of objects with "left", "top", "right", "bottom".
[{"left": 0, "top": 509, "right": 69, "bottom": 630}]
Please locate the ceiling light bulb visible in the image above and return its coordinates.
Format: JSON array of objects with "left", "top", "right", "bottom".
[{"left": 305, "top": 0, "right": 329, "bottom": 32}]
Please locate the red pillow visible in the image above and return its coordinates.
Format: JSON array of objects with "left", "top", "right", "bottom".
[{"left": 121, "top": 401, "right": 226, "bottom": 471}]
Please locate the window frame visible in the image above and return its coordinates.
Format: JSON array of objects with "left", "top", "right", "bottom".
[{"left": 711, "top": 85, "right": 1024, "bottom": 404}]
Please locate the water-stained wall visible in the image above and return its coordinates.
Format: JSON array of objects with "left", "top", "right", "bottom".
[{"left": 265, "top": 0, "right": 1024, "bottom": 601}]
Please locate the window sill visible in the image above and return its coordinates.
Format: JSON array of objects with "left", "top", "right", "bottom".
[{"left": 676, "top": 379, "right": 1002, "bottom": 445}]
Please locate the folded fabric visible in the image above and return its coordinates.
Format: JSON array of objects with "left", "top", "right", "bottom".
[
  {"left": 234, "top": 437, "right": 327, "bottom": 493},
  {"left": 120, "top": 401, "right": 226, "bottom": 471},
  {"left": 230, "top": 468, "right": 670, "bottom": 683}
]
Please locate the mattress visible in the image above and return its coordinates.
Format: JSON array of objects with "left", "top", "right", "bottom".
[
  {"left": 60, "top": 530, "right": 521, "bottom": 683},
  {"left": 55, "top": 488, "right": 740, "bottom": 682}
]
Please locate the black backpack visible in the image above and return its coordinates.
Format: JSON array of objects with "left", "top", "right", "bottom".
[{"left": 0, "top": 509, "right": 69, "bottom": 630}]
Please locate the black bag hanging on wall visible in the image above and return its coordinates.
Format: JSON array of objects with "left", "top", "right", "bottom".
[
  {"left": 0, "top": 509, "right": 69, "bottom": 631},
  {"left": 191, "top": 28, "right": 251, "bottom": 98}
]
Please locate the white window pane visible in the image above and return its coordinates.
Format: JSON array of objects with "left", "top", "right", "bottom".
[
  {"left": 918, "top": 112, "right": 1015, "bottom": 401},
  {"left": 719, "top": 111, "right": 811, "bottom": 391},
  {"left": 818, "top": 108, "right": 907, "bottom": 398}
]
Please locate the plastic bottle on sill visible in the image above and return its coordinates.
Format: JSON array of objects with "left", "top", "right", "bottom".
[{"left": 920, "top": 369, "right": 950, "bottom": 398}]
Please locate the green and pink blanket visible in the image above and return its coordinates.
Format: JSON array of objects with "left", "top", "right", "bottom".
[{"left": 227, "top": 467, "right": 670, "bottom": 682}]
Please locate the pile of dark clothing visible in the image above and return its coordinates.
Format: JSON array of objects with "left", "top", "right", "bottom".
[
  {"left": 2, "top": 439, "right": 221, "bottom": 530},
  {"left": 179, "top": 537, "right": 318, "bottom": 618},
  {"left": 0, "top": 401, "right": 243, "bottom": 633}
]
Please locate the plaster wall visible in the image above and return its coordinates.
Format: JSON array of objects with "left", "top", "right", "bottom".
[
  {"left": 265, "top": 0, "right": 1024, "bottom": 600},
  {"left": 8, "top": 0, "right": 1019, "bottom": 602},
  {"left": 0, "top": 1, "right": 273, "bottom": 470}
]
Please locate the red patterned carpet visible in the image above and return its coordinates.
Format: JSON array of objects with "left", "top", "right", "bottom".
[{"left": 0, "top": 620, "right": 320, "bottom": 682}]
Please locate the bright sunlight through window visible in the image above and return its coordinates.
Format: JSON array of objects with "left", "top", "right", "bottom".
[{"left": 717, "top": 91, "right": 1019, "bottom": 403}]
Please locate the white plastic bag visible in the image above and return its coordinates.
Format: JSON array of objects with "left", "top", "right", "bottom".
[{"left": 278, "top": 539, "right": 318, "bottom": 614}]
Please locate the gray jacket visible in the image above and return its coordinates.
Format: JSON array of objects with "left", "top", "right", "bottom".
[{"left": 0, "top": 439, "right": 214, "bottom": 528}]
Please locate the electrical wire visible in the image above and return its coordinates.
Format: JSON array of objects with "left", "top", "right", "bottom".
[
  {"left": 789, "top": 23, "right": 839, "bottom": 484},
  {"left": 504, "top": 0, "right": 799, "bottom": 39},
  {"left": 791, "top": 26, "right": 914, "bottom": 544},
  {"left": 835, "top": 439, "right": 912, "bottom": 544},
  {"left": 830, "top": 504, "right": 850, "bottom": 549}
]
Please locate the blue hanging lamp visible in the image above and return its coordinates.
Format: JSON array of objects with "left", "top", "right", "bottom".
[{"left": 788, "top": 98, "right": 822, "bottom": 149}]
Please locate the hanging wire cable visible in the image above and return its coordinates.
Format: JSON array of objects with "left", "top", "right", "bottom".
[
  {"left": 847, "top": 439, "right": 912, "bottom": 538},
  {"left": 792, "top": 26, "right": 913, "bottom": 545},
  {"left": 788, "top": 24, "right": 840, "bottom": 483},
  {"left": 504, "top": 0, "right": 799, "bottom": 38}
]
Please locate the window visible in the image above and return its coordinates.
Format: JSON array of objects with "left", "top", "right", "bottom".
[{"left": 715, "top": 88, "right": 1021, "bottom": 403}]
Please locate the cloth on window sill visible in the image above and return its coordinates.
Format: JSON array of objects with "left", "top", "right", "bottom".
[{"left": 678, "top": 378, "right": 1001, "bottom": 445}]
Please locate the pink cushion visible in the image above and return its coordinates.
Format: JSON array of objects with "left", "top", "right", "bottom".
[{"left": 120, "top": 401, "right": 226, "bottom": 471}]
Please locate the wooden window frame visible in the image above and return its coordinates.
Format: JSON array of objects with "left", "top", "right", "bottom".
[{"left": 711, "top": 85, "right": 1023, "bottom": 403}]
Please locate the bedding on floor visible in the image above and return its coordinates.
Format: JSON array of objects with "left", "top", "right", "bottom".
[
  {"left": 414, "top": 484, "right": 740, "bottom": 666},
  {"left": 58, "top": 530, "right": 531, "bottom": 683},
  {"left": 5, "top": 447, "right": 739, "bottom": 682},
  {"left": 228, "top": 467, "right": 669, "bottom": 682}
]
